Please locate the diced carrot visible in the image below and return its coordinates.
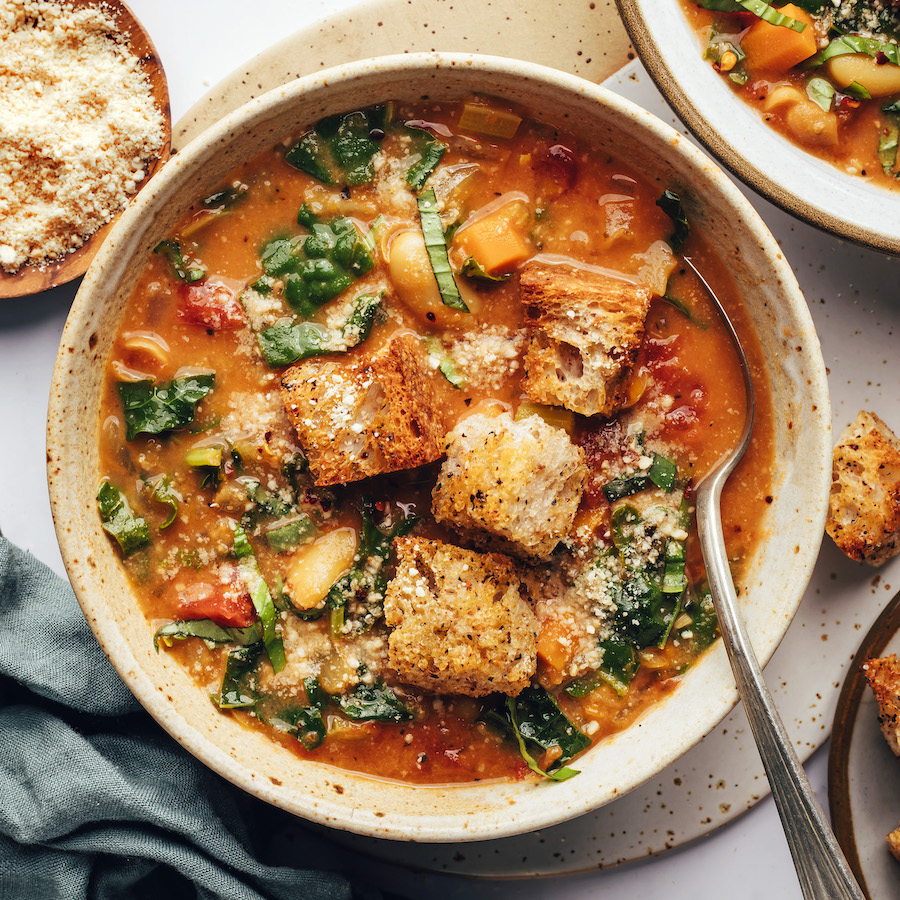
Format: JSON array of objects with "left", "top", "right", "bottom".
[
  {"left": 740, "top": 4, "right": 817, "bottom": 74},
  {"left": 536, "top": 616, "right": 576, "bottom": 673},
  {"left": 454, "top": 202, "right": 532, "bottom": 274}
]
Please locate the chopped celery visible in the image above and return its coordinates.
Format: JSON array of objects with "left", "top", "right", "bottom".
[
  {"left": 457, "top": 102, "right": 522, "bottom": 139},
  {"left": 417, "top": 189, "right": 468, "bottom": 312},
  {"left": 514, "top": 401, "right": 575, "bottom": 434},
  {"left": 185, "top": 445, "right": 223, "bottom": 468}
]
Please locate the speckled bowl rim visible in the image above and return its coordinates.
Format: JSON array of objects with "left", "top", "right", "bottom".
[
  {"left": 616, "top": 0, "right": 900, "bottom": 256},
  {"left": 47, "top": 51, "right": 831, "bottom": 843}
]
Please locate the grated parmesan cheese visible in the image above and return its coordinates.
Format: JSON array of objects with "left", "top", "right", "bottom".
[{"left": 0, "top": 0, "right": 166, "bottom": 271}]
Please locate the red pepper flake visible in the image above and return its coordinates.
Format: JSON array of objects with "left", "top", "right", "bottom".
[{"left": 877, "top": 51, "right": 889, "bottom": 65}]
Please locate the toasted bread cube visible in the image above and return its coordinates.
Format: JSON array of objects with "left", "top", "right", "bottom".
[
  {"left": 826, "top": 411, "right": 900, "bottom": 566},
  {"left": 864, "top": 654, "right": 900, "bottom": 757},
  {"left": 888, "top": 823, "right": 900, "bottom": 863},
  {"left": 432, "top": 411, "right": 587, "bottom": 560},
  {"left": 384, "top": 537, "right": 537, "bottom": 697},
  {"left": 520, "top": 262, "right": 651, "bottom": 417},
  {"left": 280, "top": 331, "right": 445, "bottom": 486}
]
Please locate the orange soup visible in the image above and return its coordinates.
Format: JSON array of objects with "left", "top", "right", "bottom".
[
  {"left": 96, "top": 97, "right": 774, "bottom": 783},
  {"left": 682, "top": 1, "right": 900, "bottom": 189}
]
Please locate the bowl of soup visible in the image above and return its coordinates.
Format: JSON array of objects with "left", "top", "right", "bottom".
[
  {"left": 617, "top": 0, "right": 900, "bottom": 255},
  {"left": 47, "top": 52, "right": 830, "bottom": 841}
]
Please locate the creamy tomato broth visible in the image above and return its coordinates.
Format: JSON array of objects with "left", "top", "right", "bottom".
[
  {"left": 97, "top": 97, "right": 773, "bottom": 784},
  {"left": 682, "top": 1, "right": 900, "bottom": 189}
]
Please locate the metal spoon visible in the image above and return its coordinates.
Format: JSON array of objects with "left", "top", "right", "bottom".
[{"left": 684, "top": 257, "right": 865, "bottom": 900}]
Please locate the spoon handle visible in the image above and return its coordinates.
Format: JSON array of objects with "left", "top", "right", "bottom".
[{"left": 697, "top": 484, "right": 865, "bottom": 900}]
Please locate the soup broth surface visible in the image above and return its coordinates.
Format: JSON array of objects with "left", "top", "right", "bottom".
[{"left": 98, "top": 96, "right": 774, "bottom": 783}]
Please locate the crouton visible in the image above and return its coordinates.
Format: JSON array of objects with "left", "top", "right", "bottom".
[
  {"left": 431, "top": 410, "right": 587, "bottom": 560},
  {"left": 826, "top": 411, "right": 900, "bottom": 566},
  {"left": 280, "top": 331, "right": 445, "bottom": 486},
  {"left": 519, "top": 261, "right": 651, "bottom": 417},
  {"left": 888, "top": 824, "right": 900, "bottom": 863},
  {"left": 384, "top": 537, "right": 537, "bottom": 697},
  {"left": 864, "top": 654, "right": 900, "bottom": 757}
]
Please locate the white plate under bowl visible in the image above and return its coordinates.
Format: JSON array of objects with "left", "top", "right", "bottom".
[{"left": 47, "top": 51, "right": 830, "bottom": 843}]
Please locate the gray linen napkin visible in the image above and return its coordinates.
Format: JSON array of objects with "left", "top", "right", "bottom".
[{"left": 0, "top": 533, "right": 366, "bottom": 900}]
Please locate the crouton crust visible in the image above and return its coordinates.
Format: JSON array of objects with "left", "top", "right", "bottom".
[
  {"left": 519, "top": 261, "right": 651, "bottom": 417},
  {"left": 280, "top": 331, "right": 445, "bottom": 486},
  {"left": 826, "top": 410, "right": 900, "bottom": 566},
  {"left": 431, "top": 410, "right": 587, "bottom": 560},
  {"left": 864, "top": 654, "right": 900, "bottom": 757},
  {"left": 384, "top": 537, "right": 538, "bottom": 697},
  {"left": 888, "top": 823, "right": 900, "bottom": 863}
]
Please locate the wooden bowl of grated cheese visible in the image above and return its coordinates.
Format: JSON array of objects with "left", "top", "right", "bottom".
[{"left": 0, "top": 0, "right": 170, "bottom": 299}]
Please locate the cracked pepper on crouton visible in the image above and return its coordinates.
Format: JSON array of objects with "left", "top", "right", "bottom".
[
  {"left": 384, "top": 537, "right": 537, "bottom": 697},
  {"left": 280, "top": 331, "right": 445, "bottom": 486},
  {"left": 864, "top": 654, "right": 900, "bottom": 757},
  {"left": 826, "top": 410, "right": 900, "bottom": 566},
  {"left": 519, "top": 261, "right": 652, "bottom": 418},
  {"left": 431, "top": 410, "right": 587, "bottom": 560}
]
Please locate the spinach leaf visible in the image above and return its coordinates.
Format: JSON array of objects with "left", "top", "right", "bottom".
[
  {"left": 154, "top": 239, "right": 206, "bottom": 283},
  {"left": 285, "top": 107, "right": 385, "bottom": 187},
  {"left": 257, "top": 321, "right": 331, "bottom": 368},
  {"left": 602, "top": 453, "right": 679, "bottom": 502},
  {"left": 264, "top": 704, "right": 328, "bottom": 750},
  {"left": 304, "top": 676, "right": 330, "bottom": 711},
  {"left": 661, "top": 293, "right": 708, "bottom": 329},
  {"left": 118, "top": 373, "right": 215, "bottom": 441},
  {"left": 417, "top": 189, "right": 468, "bottom": 311},
  {"left": 489, "top": 684, "right": 589, "bottom": 779},
  {"left": 265, "top": 516, "right": 316, "bottom": 553},
  {"left": 337, "top": 680, "right": 414, "bottom": 722},
  {"left": 145, "top": 474, "right": 179, "bottom": 528},
  {"left": 153, "top": 619, "right": 262, "bottom": 651},
  {"left": 656, "top": 190, "right": 690, "bottom": 254},
  {"left": 217, "top": 645, "right": 261, "bottom": 709},
  {"left": 568, "top": 638, "right": 639, "bottom": 698},
  {"left": 201, "top": 185, "right": 248, "bottom": 210},
  {"left": 97, "top": 481, "right": 151, "bottom": 556},
  {"left": 326, "top": 500, "right": 418, "bottom": 636}
]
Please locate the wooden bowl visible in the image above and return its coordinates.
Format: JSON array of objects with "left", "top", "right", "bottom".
[
  {"left": 0, "top": 0, "right": 170, "bottom": 300},
  {"left": 47, "top": 53, "right": 831, "bottom": 842}
]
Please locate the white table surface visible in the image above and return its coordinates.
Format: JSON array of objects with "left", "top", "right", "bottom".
[{"left": 1, "top": 1, "right": 872, "bottom": 896}]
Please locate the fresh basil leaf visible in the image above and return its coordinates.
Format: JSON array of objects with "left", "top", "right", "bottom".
[
  {"left": 656, "top": 189, "right": 690, "bottom": 254},
  {"left": 809, "top": 34, "right": 900, "bottom": 68},
  {"left": 417, "top": 189, "right": 468, "bottom": 311},
  {"left": 97, "top": 481, "right": 151, "bottom": 556},
  {"left": 699, "top": 0, "right": 807, "bottom": 32},
  {"left": 460, "top": 255, "right": 512, "bottom": 283},
  {"left": 405, "top": 126, "right": 447, "bottom": 191},
  {"left": 844, "top": 80, "right": 873, "bottom": 100},
  {"left": 118, "top": 374, "right": 215, "bottom": 441},
  {"left": 806, "top": 76, "right": 836, "bottom": 112},
  {"left": 338, "top": 680, "right": 414, "bottom": 722},
  {"left": 153, "top": 619, "right": 261, "bottom": 650}
]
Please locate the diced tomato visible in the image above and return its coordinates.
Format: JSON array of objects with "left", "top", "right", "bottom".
[
  {"left": 176, "top": 572, "right": 255, "bottom": 627},
  {"left": 178, "top": 281, "right": 245, "bottom": 331}
]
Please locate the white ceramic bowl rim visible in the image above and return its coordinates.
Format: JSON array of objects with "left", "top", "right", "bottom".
[
  {"left": 616, "top": 0, "right": 900, "bottom": 255},
  {"left": 47, "top": 51, "right": 831, "bottom": 843}
]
